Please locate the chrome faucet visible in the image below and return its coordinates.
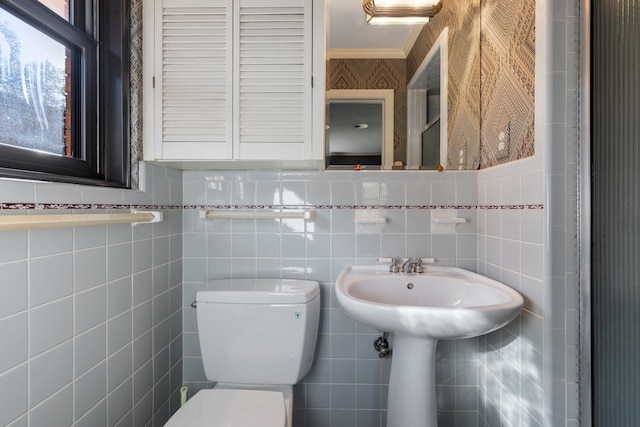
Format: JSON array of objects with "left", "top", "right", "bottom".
[
  {"left": 402, "top": 257, "right": 424, "bottom": 274},
  {"left": 387, "top": 257, "right": 425, "bottom": 273}
]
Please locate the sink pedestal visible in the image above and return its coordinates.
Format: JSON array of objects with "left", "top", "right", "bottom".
[{"left": 387, "top": 334, "right": 438, "bottom": 427}]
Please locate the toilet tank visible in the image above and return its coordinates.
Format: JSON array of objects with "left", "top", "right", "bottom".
[{"left": 196, "top": 278, "right": 321, "bottom": 385}]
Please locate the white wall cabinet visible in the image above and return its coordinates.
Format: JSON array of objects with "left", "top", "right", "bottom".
[{"left": 143, "top": 0, "right": 325, "bottom": 169}]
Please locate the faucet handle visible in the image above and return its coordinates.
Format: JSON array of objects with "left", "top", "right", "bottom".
[
  {"left": 412, "top": 258, "right": 424, "bottom": 273},
  {"left": 389, "top": 257, "right": 401, "bottom": 273}
]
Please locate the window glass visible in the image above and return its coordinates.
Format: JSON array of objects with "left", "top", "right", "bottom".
[
  {"left": 0, "top": 0, "right": 130, "bottom": 188},
  {"left": 0, "top": 8, "right": 71, "bottom": 156}
]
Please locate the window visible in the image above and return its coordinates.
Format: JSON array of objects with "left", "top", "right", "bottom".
[{"left": 0, "top": 0, "right": 130, "bottom": 187}]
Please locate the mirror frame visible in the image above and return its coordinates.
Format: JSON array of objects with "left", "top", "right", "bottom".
[{"left": 326, "top": 89, "right": 395, "bottom": 169}]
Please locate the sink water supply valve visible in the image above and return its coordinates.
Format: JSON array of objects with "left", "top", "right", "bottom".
[{"left": 374, "top": 332, "right": 392, "bottom": 358}]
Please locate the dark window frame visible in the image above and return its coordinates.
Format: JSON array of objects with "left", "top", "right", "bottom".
[{"left": 0, "top": 0, "right": 130, "bottom": 188}]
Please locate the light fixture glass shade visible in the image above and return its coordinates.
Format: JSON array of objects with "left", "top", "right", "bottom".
[
  {"left": 363, "top": 0, "right": 442, "bottom": 25},
  {"left": 365, "top": 15, "right": 430, "bottom": 25},
  {"left": 371, "top": 0, "right": 439, "bottom": 6}
]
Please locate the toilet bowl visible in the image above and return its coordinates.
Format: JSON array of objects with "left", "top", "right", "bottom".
[{"left": 164, "top": 278, "right": 320, "bottom": 426}]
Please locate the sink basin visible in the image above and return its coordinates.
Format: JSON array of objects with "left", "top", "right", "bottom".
[
  {"left": 336, "top": 264, "right": 523, "bottom": 427},
  {"left": 336, "top": 265, "right": 524, "bottom": 340}
]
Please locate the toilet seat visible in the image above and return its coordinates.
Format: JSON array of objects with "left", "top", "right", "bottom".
[{"left": 164, "top": 389, "right": 286, "bottom": 427}]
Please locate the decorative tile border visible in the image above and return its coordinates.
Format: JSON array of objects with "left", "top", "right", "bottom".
[
  {"left": 0, "top": 203, "right": 182, "bottom": 210},
  {"left": 478, "top": 204, "right": 544, "bottom": 210},
  {"left": 0, "top": 203, "right": 544, "bottom": 211},
  {"left": 188, "top": 204, "right": 544, "bottom": 210}
]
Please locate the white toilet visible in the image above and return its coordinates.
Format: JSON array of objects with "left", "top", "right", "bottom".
[{"left": 165, "top": 278, "right": 321, "bottom": 427}]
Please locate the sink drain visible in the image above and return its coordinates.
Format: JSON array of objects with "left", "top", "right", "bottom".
[{"left": 407, "top": 283, "right": 414, "bottom": 289}]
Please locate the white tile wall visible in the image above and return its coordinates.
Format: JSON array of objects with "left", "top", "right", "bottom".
[
  {"left": 0, "top": 132, "right": 578, "bottom": 427},
  {"left": 182, "top": 170, "right": 479, "bottom": 427},
  {"left": 477, "top": 156, "right": 546, "bottom": 427},
  {"left": 0, "top": 163, "right": 183, "bottom": 427},
  {"left": 176, "top": 148, "right": 578, "bottom": 427}
]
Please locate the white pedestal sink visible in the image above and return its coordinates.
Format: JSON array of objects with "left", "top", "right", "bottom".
[{"left": 336, "top": 265, "right": 524, "bottom": 427}]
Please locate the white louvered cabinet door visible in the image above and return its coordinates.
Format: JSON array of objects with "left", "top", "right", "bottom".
[
  {"left": 145, "top": 0, "right": 323, "bottom": 166},
  {"left": 158, "top": 0, "right": 233, "bottom": 160},
  {"left": 234, "top": 0, "right": 312, "bottom": 161}
]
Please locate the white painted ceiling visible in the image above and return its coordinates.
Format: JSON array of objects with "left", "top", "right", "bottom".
[{"left": 327, "top": 0, "right": 425, "bottom": 58}]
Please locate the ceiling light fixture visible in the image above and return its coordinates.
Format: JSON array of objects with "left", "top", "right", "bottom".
[{"left": 362, "top": 0, "right": 443, "bottom": 25}]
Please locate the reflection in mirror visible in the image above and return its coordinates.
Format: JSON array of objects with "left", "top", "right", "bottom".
[
  {"left": 326, "top": 90, "right": 394, "bottom": 170},
  {"left": 406, "top": 27, "right": 447, "bottom": 170},
  {"left": 326, "top": 0, "right": 480, "bottom": 170}
]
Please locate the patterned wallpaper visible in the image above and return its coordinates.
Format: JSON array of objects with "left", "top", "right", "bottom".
[
  {"left": 328, "top": 0, "right": 536, "bottom": 169},
  {"left": 130, "top": 0, "right": 143, "bottom": 189},
  {"left": 479, "top": 0, "right": 535, "bottom": 168},
  {"left": 407, "top": 0, "right": 481, "bottom": 170}
]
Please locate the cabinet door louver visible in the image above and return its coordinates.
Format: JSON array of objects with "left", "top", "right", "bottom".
[
  {"left": 159, "top": 0, "right": 232, "bottom": 159},
  {"left": 236, "top": 0, "right": 310, "bottom": 160}
]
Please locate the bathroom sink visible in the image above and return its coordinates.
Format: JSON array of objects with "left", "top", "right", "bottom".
[
  {"left": 336, "top": 264, "right": 524, "bottom": 427},
  {"left": 336, "top": 265, "right": 523, "bottom": 340}
]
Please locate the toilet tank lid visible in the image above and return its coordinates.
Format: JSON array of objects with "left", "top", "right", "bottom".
[{"left": 197, "top": 278, "right": 320, "bottom": 304}]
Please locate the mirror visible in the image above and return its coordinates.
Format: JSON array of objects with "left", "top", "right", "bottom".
[{"left": 326, "top": 0, "right": 480, "bottom": 170}]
